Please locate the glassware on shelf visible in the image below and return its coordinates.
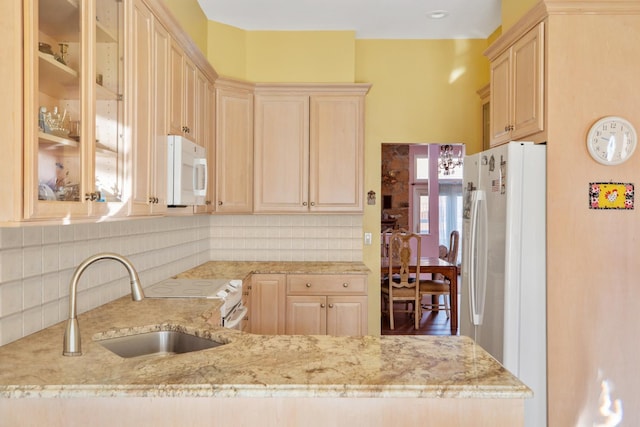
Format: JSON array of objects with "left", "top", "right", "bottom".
[{"left": 40, "top": 106, "right": 70, "bottom": 137}]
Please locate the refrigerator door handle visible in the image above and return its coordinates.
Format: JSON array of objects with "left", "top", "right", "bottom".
[{"left": 469, "top": 190, "right": 488, "bottom": 326}]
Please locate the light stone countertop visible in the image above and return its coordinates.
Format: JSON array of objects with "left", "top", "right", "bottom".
[
  {"left": 174, "top": 260, "right": 372, "bottom": 281},
  {"left": 0, "top": 261, "right": 530, "bottom": 400}
]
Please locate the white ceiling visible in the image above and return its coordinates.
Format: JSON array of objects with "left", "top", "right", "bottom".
[{"left": 196, "top": 0, "right": 502, "bottom": 40}]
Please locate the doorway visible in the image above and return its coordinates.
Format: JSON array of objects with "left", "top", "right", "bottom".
[
  {"left": 381, "top": 143, "right": 464, "bottom": 258},
  {"left": 380, "top": 142, "right": 464, "bottom": 334}
]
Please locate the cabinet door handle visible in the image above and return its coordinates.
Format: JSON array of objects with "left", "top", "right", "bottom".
[
  {"left": 218, "top": 201, "right": 223, "bottom": 206},
  {"left": 320, "top": 303, "right": 326, "bottom": 308},
  {"left": 310, "top": 202, "right": 315, "bottom": 206},
  {"left": 328, "top": 303, "right": 334, "bottom": 308},
  {"left": 302, "top": 202, "right": 307, "bottom": 206}
]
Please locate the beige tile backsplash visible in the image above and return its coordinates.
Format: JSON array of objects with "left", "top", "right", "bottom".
[{"left": 0, "top": 214, "right": 363, "bottom": 346}]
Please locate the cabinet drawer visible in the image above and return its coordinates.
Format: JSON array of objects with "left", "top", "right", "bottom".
[{"left": 287, "top": 274, "right": 367, "bottom": 295}]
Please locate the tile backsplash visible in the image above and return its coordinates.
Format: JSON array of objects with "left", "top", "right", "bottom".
[
  {"left": 0, "top": 214, "right": 363, "bottom": 346},
  {"left": 209, "top": 214, "right": 363, "bottom": 261}
]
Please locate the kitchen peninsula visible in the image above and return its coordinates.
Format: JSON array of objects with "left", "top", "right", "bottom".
[{"left": 0, "top": 264, "right": 530, "bottom": 426}]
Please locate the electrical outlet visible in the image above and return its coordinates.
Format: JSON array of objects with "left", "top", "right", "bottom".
[{"left": 364, "top": 232, "right": 372, "bottom": 245}]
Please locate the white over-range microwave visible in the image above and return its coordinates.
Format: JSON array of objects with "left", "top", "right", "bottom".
[{"left": 167, "top": 135, "right": 207, "bottom": 207}]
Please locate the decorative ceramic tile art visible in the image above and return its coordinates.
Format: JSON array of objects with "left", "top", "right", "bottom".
[{"left": 589, "top": 182, "right": 634, "bottom": 209}]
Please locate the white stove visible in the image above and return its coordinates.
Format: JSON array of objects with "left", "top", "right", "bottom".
[{"left": 145, "top": 278, "right": 246, "bottom": 329}]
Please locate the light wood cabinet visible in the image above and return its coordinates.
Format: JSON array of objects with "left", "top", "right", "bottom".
[
  {"left": 477, "top": 84, "right": 491, "bottom": 152},
  {"left": 240, "top": 277, "right": 251, "bottom": 332},
  {"left": 285, "top": 274, "right": 368, "bottom": 336},
  {"left": 2, "top": 0, "right": 218, "bottom": 223},
  {"left": 168, "top": 40, "right": 197, "bottom": 140},
  {"left": 250, "top": 274, "right": 286, "bottom": 334},
  {"left": 214, "top": 78, "right": 254, "bottom": 213},
  {"left": 23, "top": 0, "right": 125, "bottom": 220},
  {"left": 253, "top": 85, "right": 370, "bottom": 213},
  {"left": 488, "top": 23, "right": 544, "bottom": 146},
  {"left": 127, "top": 0, "right": 168, "bottom": 216},
  {"left": 194, "top": 81, "right": 216, "bottom": 213},
  {"left": 254, "top": 93, "right": 309, "bottom": 212}
]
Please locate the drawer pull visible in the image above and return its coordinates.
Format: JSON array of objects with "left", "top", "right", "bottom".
[
  {"left": 343, "top": 282, "right": 349, "bottom": 287},
  {"left": 305, "top": 283, "right": 312, "bottom": 288}
]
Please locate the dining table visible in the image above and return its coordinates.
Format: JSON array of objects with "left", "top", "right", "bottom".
[{"left": 381, "top": 257, "right": 459, "bottom": 334}]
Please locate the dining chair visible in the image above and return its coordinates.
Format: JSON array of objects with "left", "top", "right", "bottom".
[
  {"left": 381, "top": 230, "right": 421, "bottom": 330},
  {"left": 419, "top": 230, "right": 459, "bottom": 319}
]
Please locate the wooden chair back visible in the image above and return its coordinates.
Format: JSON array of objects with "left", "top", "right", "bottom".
[
  {"left": 447, "top": 230, "right": 460, "bottom": 265},
  {"left": 388, "top": 230, "right": 421, "bottom": 287}
]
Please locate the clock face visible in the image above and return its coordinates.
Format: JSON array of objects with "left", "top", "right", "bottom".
[{"left": 587, "top": 116, "right": 637, "bottom": 165}]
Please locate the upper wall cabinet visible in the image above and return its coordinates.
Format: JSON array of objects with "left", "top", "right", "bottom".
[
  {"left": 23, "top": 0, "right": 125, "bottom": 220},
  {"left": 0, "top": 0, "right": 218, "bottom": 224},
  {"left": 214, "top": 78, "right": 254, "bottom": 213},
  {"left": 254, "top": 84, "right": 371, "bottom": 213},
  {"left": 169, "top": 40, "right": 198, "bottom": 141},
  {"left": 194, "top": 80, "right": 216, "bottom": 213},
  {"left": 127, "top": 0, "right": 168, "bottom": 216},
  {"left": 487, "top": 22, "right": 545, "bottom": 146}
]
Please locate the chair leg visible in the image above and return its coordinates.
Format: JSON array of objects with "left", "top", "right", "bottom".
[
  {"left": 444, "top": 295, "right": 450, "bottom": 319},
  {"left": 414, "top": 300, "right": 420, "bottom": 329},
  {"left": 389, "top": 299, "right": 395, "bottom": 330}
]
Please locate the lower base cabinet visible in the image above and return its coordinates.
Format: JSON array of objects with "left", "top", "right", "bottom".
[
  {"left": 286, "top": 295, "right": 367, "bottom": 336},
  {"left": 249, "top": 274, "right": 286, "bottom": 334},
  {"left": 248, "top": 273, "right": 368, "bottom": 336},
  {"left": 285, "top": 274, "right": 368, "bottom": 336}
]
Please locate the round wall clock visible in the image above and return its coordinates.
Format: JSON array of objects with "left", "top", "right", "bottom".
[{"left": 586, "top": 116, "right": 637, "bottom": 165}]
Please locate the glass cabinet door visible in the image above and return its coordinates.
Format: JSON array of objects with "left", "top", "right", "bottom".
[
  {"left": 34, "top": 0, "right": 84, "bottom": 210},
  {"left": 27, "top": 0, "right": 123, "bottom": 219},
  {"left": 94, "top": 0, "right": 124, "bottom": 207}
]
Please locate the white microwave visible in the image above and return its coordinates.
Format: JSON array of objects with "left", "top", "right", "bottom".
[{"left": 167, "top": 135, "right": 207, "bottom": 206}]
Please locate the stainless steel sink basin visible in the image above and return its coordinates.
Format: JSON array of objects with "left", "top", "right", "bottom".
[{"left": 95, "top": 330, "right": 225, "bottom": 358}]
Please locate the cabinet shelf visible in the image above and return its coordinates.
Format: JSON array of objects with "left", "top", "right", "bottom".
[
  {"left": 38, "top": 52, "right": 79, "bottom": 99},
  {"left": 96, "top": 20, "right": 117, "bottom": 43},
  {"left": 38, "top": 131, "right": 78, "bottom": 149}
]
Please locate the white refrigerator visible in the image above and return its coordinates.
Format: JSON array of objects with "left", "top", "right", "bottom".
[{"left": 461, "top": 141, "right": 547, "bottom": 427}]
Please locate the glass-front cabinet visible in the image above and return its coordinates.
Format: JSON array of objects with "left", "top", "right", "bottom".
[{"left": 25, "top": 0, "right": 123, "bottom": 219}]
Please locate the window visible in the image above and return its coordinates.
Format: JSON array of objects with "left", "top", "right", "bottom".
[
  {"left": 413, "top": 185, "right": 429, "bottom": 234},
  {"left": 415, "top": 155, "right": 429, "bottom": 181},
  {"left": 412, "top": 150, "right": 429, "bottom": 234},
  {"left": 439, "top": 181, "right": 463, "bottom": 260}
]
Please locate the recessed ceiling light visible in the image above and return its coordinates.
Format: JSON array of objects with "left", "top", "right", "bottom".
[{"left": 428, "top": 10, "right": 449, "bottom": 20}]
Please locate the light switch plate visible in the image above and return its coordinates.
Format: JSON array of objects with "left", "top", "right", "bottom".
[{"left": 364, "top": 232, "right": 372, "bottom": 245}]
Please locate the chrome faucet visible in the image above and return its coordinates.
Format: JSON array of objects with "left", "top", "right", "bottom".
[{"left": 63, "top": 253, "right": 145, "bottom": 356}]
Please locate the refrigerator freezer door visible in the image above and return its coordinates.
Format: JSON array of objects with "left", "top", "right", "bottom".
[{"left": 468, "top": 189, "right": 488, "bottom": 326}]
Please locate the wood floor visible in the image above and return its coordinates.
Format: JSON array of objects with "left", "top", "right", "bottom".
[{"left": 380, "top": 295, "right": 461, "bottom": 336}]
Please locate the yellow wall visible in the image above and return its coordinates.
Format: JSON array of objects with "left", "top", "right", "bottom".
[
  {"left": 502, "top": 0, "right": 538, "bottom": 31},
  {"left": 162, "top": 0, "right": 208, "bottom": 54},
  {"left": 208, "top": 21, "right": 247, "bottom": 79},
  {"left": 246, "top": 31, "right": 356, "bottom": 82},
  {"left": 355, "top": 38, "right": 488, "bottom": 333}
]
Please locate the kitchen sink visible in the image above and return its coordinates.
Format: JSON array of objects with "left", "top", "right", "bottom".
[{"left": 95, "top": 330, "right": 225, "bottom": 358}]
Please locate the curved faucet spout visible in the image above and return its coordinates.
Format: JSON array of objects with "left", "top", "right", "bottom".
[{"left": 63, "top": 253, "right": 145, "bottom": 356}]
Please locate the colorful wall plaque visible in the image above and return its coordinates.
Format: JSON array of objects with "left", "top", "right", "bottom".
[{"left": 589, "top": 183, "right": 634, "bottom": 209}]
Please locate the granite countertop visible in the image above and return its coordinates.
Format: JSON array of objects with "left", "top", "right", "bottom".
[
  {"left": 174, "top": 261, "right": 372, "bottom": 281},
  {"left": 0, "top": 287, "right": 531, "bottom": 400}
]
